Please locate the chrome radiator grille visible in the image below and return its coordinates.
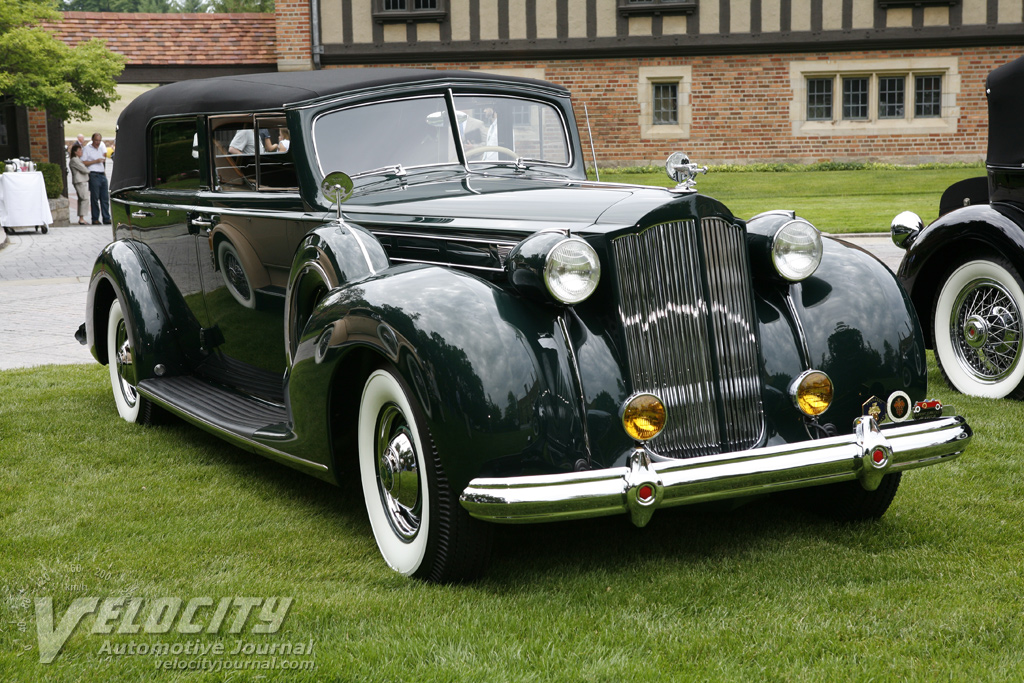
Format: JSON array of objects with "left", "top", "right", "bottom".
[{"left": 612, "top": 218, "right": 764, "bottom": 458}]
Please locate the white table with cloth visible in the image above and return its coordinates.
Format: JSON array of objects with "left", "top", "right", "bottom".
[{"left": 0, "top": 172, "right": 53, "bottom": 233}]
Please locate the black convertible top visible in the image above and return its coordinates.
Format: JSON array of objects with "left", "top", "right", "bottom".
[
  {"left": 986, "top": 55, "right": 1024, "bottom": 168},
  {"left": 112, "top": 68, "right": 567, "bottom": 192}
]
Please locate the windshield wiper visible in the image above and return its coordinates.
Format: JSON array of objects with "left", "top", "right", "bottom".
[{"left": 353, "top": 164, "right": 407, "bottom": 180}]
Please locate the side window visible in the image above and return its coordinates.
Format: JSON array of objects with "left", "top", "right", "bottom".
[
  {"left": 255, "top": 115, "right": 297, "bottom": 190},
  {"left": 211, "top": 116, "right": 257, "bottom": 191},
  {"left": 151, "top": 119, "right": 200, "bottom": 190}
]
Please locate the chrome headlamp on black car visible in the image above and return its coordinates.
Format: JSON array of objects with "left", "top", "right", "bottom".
[
  {"left": 507, "top": 231, "right": 601, "bottom": 304},
  {"left": 80, "top": 68, "right": 971, "bottom": 583},
  {"left": 746, "top": 210, "right": 824, "bottom": 282}
]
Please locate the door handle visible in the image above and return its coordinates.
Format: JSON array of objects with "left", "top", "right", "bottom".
[
  {"left": 131, "top": 210, "right": 154, "bottom": 218},
  {"left": 188, "top": 215, "right": 215, "bottom": 235}
]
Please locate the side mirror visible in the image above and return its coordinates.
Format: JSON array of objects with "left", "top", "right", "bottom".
[{"left": 321, "top": 171, "right": 353, "bottom": 220}]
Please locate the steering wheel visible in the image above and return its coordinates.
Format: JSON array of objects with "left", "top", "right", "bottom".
[{"left": 465, "top": 145, "right": 518, "bottom": 160}]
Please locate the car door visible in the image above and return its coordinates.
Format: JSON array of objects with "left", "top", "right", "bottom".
[
  {"left": 190, "top": 114, "right": 301, "bottom": 399},
  {"left": 128, "top": 117, "right": 211, "bottom": 336}
]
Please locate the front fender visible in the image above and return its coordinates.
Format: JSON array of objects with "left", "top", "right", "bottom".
[
  {"left": 86, "top": 239, "right": 203, "bottom": 378},
  {"left": 287, "top": 264, "right": 588, "bottom": 491},
  {"left": 897, "top": 202, "right": 1024, "bottom": 346},
  {"left": 788, "top": 236, "right": 927, "bottom": 424}
]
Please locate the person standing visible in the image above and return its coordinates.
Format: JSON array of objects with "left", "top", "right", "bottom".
[
  {"left": 81, "top": 132, "right": 110, "bottom": 225},
  {"left": 68, "top": 143, "right": 90, "bottom": 225}
]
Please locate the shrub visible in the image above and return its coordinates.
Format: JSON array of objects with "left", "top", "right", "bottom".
[{"left": 36, "top": 162, "right": 64, "bottom": 199}]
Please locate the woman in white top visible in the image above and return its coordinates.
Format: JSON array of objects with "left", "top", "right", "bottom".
[
  {"left": 68, "top": 144, "right": 90, "bottom": 225},
  {"left": 264, "top": 128, "right": 290, "bottom": 153}
]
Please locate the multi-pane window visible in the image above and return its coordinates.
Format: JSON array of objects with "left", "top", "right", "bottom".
[
  {"left": 383, "top": 0, "right": 437, "bottom": 8},
  {"left": 807, "top": 78, "right": 833, "bottom": 121},
  {"left": 806, "top": 72, "right": 943, "bottom": 123},
  {"left": 374, "top": 0, "right": 445, "bottom": 20},
  {"left": 842, "top": 77, "right": 869, "bottom": 120},
  {"left": 915, "top": 75, "right": 942, "bottom": 118},
  {"left": 653, "top": 83, "right": 678, "bottom": 126},
  {"left": 878, "top": 76, "right": 905, "bottom": 118}
]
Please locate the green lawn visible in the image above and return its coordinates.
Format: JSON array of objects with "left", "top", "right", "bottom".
[
  {"left": 595, "top": 166, "right": 984, "bottom": 234},
  {"left": 1, "top": 362, "right": 1022, "bottom": 681}
]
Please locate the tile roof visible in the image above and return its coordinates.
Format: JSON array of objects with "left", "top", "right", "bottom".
[{"left": 46, "top": 12, "right": 276, "bottom": 66}]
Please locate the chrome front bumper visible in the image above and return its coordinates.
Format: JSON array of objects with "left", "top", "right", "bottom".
[{"left": 459, "top": 415, "right": 971, "bottom": 527}]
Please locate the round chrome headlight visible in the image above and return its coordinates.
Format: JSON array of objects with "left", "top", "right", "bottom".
[
  {"left": 772, "top": 219, "right": 822, "bottom": 282},
  {"left": 544, "top": 238, "right": 601, "bottom": 304}
]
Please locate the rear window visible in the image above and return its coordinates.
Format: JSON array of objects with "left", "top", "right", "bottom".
[{"left": 151, "top": 119, "right": 200, "bottom": 191}]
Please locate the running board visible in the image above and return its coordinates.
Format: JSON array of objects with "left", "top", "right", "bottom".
[
  {"left": 137, "top": 376, "right": 329, "bottom": 477},
  {"left": 139, "top": 375, "right": 287, "bottom": 438}
]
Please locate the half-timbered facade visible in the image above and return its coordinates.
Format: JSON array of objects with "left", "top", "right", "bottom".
[{"left": 273, "top": 0, "right": 1024, "bottom": 165}]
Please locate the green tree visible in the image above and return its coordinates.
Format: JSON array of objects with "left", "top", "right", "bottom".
[
  {"left": 0, "top": 0, "right": 125, "bottom": 122},
  {"left": 207, "top": 0, "right": 272, "bottom": 12},
  {"left": 174, "top": 0, "right": 209, "bottom": 11}
]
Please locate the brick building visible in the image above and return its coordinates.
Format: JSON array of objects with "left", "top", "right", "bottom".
[
  {"left": 5, "top": 1, "right": 1024, "bottom": 169},
  {"left": 278, "top": 0, "right": 1024, "bottom": 166}
]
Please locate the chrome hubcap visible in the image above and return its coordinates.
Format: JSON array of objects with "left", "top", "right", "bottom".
[
  {"left": 375, "top": 405, "right": 421, "bottom": 541},
  {"left": 114, "top": 319, "right": 138, "bottom": 407},
  {"left": 951, "top": 278, "right": 1022, "bottom": 382}
]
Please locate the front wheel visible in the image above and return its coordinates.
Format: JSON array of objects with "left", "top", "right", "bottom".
[
  {"left": 933, "top": 257, "right": 1024, "bottom": 398},
  {"left": 357, "top": 366, "right": 491, "bottom": 581},
  {"left": 797, "top": 472, "right": 902, "bottom": 522},
  {"left": 106, "top": 299, "right": 158, "bottom": 424}
]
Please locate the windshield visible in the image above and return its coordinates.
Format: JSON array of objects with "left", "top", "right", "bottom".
[
  {"left": 453, "top": 95, "right": 570, "bottom": 166},
  {"left": 313, "top": 94, "right": 571, "bottom": 178},
  {"left": 314, "top": 95, "right": 457, "bottom": 177}
]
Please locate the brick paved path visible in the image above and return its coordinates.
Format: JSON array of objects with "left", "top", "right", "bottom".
[{"left": 0, "top": 224, "right": 113, "bottom": 369}]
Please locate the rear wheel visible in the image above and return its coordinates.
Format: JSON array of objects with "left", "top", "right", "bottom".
[
  {"left": 357, "top": 366, "right": 491, "bottom": 581},
  {"left": 106, "top": 299, "right": 158, "bottom": 425},
  {"left": 933, "top": 257, "right": 1024, "bottom": 398}
]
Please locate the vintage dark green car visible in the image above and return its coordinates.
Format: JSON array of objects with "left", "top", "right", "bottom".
[{"left": 81, "top": 69, "right": 971, "bottom": 581}]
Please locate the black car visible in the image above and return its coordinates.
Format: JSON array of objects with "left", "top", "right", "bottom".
[
  {"left": 80, "top": 69, "right": 970, "bottom": 581},
  {"left": 893, "top": 54, "right": 1024, "bottom": 399}
]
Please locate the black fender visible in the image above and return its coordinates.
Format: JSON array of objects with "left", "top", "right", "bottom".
[
  {"left": 85, "top": 239, "right": 203, "bottom": 379},
  {"left": 747, "top": 212, "right": 927, "bottom": 438},
  {"left": 284, "top": 221, "right": 389, "bottom": 362},
  {"left": 287, "top": 263, "right": 588, "bottom": 491},
  {"left": 897, "top": 202, "right": 1024, "bottom": 347}
]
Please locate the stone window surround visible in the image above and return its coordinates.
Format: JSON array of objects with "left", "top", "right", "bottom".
[
  {"left": 790, "top": 57, "right": 959, "bottom": 137},
  {"left": 638, "top": 65, "right": 692, "bottom": 140}
]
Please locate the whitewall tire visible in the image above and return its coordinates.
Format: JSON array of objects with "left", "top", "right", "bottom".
[
  {"left": 358, "top": 369, "right": 431, "bottom": 576},
  {"left": 933, "top": 257, "right": 1024, "bottom": 399},
  {"left": 357, "top": 365, "right": 492, "bottom": 581},
  {"left": 107, "top": 299, "right": 156, "bottom": 424}
]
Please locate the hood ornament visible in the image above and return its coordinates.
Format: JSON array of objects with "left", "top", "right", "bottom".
[{"left": 665, "top": 152, "right": 708, "bottom": 193}]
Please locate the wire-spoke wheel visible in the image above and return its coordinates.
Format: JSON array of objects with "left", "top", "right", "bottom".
[
  {"left": 357, "top": 366, "right": 492, "bottom": 581},
  {"left": 934, "top": 257, "right": 1024, "bottom": 398}
]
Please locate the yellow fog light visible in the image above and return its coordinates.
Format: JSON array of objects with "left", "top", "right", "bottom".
[
  {"left": 790, "top": 370, "right": 834, "bottom": 417},
  {"left": 621, "top": 393, "right": 667, "bottom": 441}
]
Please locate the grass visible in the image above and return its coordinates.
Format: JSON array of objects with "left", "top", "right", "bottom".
[
  {"left": 1, "top": 360, "right": 1023, "bottom": 681},
  {"left": 593, "top": 165, "right": 985, "bottom": 234}
]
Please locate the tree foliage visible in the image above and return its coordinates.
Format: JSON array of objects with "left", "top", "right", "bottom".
[
  {"left": 0, "top": 0, "right": 125, "bottom": 122},
  {"left": 59, "top": 0, "right": 274, "bottom": 11}
]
